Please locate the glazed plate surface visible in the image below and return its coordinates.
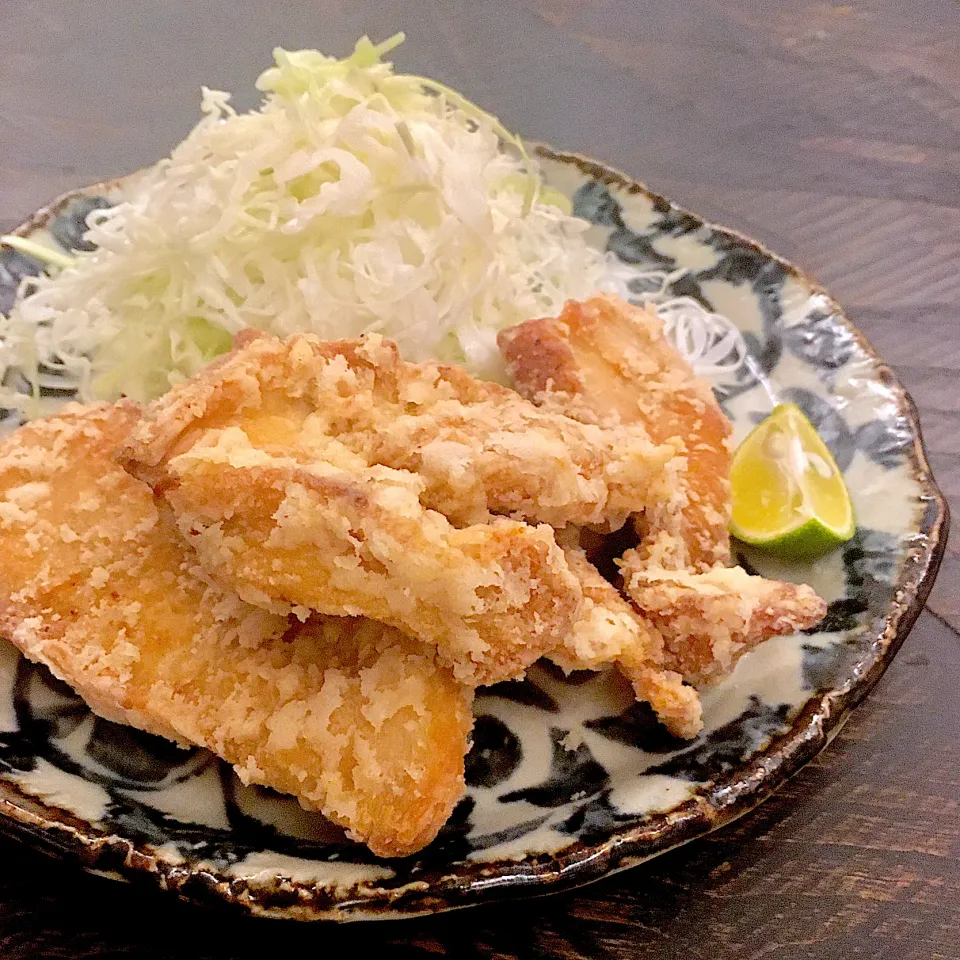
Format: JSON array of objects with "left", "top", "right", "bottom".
[{"left": 0, "top": 146, "right": 946, "bottom": 920}]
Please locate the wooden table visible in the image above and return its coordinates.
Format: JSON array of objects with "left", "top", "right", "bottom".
[{"left": 1, "top": 1, "right": 958, "bottom": 956}]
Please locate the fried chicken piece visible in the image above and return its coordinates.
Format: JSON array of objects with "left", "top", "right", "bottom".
[
  {"left": 553, "top": 541, "right": 702, "bottom": 739},
  {"left": 123, "top": 331, "right": 676, "bottom": 531},
  {"left": 154, "top": 427, "right": 580, "bottom": 685},
  {"left": 120, "top": 331, "right": 682, "bottom": 683},
  {"left": 0, "top": 403, "right": 473, "bottom": 857},
  {"left": 499, "top": 294, "right": 732, "bottom": 569},
  {"left": 502, "top": 296, "right": 825, "bottom": 688},
  {"left": 620, "top": 552, "right": 826, "bottom": 686}
]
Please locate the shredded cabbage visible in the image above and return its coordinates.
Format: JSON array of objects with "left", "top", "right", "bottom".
[
  {"left": 1, "top": 33, "right": 644, "bottom": 406},
  {"left": 2, "top": 34, "right": 752, "bottom": 413},
  {"left": 630, "top": 270, "right": 751, "bottom": 391}
]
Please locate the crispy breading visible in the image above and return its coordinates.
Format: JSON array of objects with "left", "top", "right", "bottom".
[
  {"left": 157, "top": 427, "right": 582, "bottom": 684},
  {"left": 553, "top": 542, "right": 702, "bottom": 739},
  {"left": 499, "top": 294, "right": 732, "bottom": 569},
  {"left": 120, "top": 332, "right": 686, "bottom": 683},
  {"left": 620, "top": 552, "right": 827, "bottom": 686},
  {"left": 502, "top": 296, "right": 826, "bottom": 689},
  {"left": 122, "top": 332, "right": 677, "bottom": 530},
  {"left": 0, "top": 404, "right": 473, "bottom": 857}
]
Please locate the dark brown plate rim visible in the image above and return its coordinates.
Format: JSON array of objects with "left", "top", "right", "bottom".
[{"left": 0, "top": 147, "right": 948, "bottom": 920}]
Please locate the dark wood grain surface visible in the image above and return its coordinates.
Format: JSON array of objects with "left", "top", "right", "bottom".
[{"left": 1, "top": 1, "right": 958, "bottom": 956}]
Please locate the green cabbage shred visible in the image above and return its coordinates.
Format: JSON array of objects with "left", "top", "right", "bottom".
[{"left": 0, "top": 33, "right": 640, "bottom": 410}]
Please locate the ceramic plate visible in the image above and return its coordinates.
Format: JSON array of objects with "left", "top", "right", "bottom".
[{"left": 0, "top": 146, "right": 947, "bottom": 920}]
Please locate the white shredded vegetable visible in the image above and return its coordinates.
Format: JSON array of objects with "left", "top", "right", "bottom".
[
  {"left": 626, "top": 267, "right": 753, "bottom": 393},
  {"left": 656, "top": 297, "right": 748, "bottom": 380},
  {"left": 0, "top": 33, "right": 749, "bottom": 410}
]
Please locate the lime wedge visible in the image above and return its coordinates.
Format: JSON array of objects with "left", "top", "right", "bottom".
[{"left": 730, "top": 403, "right": 855, "bottom": 560}]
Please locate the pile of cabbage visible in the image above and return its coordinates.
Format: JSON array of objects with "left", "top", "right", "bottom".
[{"left": 1, "top": 34, "right": 649, "bottom": 406}]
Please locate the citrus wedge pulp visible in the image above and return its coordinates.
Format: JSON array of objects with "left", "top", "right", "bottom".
[{"left": 730, "top": 403, "right": 855, "bottom": 560}]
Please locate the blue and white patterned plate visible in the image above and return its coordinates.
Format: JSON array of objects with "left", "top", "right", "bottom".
[{"left": 0, "top": 146, "right": 947, "bottom": 921}]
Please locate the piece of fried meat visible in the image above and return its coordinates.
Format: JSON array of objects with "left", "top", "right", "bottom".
[
  {"left": 120, "top": 333, "right": 683, "bottom": 683},
  {"left": 553, "top": 541, "right": 702, "bottom": 739},
  {"left": 125, "top": 332, "right": 677, "bottom": 531},
  {"left": 502, "top": 296, "right": 825, "bottom": 688},
  {"left": 0, "top": 403, "right": 473, "bottom": 857},
  {"left": 500, "top": 294, "right": 732, "bottom": 570},
  {"left": 620, "top": 552, "right": 827, "bottom": 686},
  {"left": 152, "top": 430, "right": 581, "bottom": 685}
]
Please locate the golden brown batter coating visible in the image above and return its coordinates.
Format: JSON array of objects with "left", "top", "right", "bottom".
[
  {"left": 124, "top": 332, "right": 677, "bottom": 530},
  {"left": 553, "top": 541, "right": 703, "bottom": 739},
  {"left": 0, "top": 404, "right": 473, "bottom": 856},
  {"left": 499, "top": 294, "right": 732, "bottom": 570},
  {"left": 502, "top": 296, "right": 824, "bottom": 690},
  {"left": 619, "top": 553, "right": 826, "bottom": 686},
  {"left": 159, "top": 431, "right": 581, "bottom": 685},
  {"left": 121, "top": 332, "right": 688, "bottom": 684}
]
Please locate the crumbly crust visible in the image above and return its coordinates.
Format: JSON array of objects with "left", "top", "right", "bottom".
[
  {"left": 500, "top": 294, "right": 732, "bottom": 570},
  {"left": 163, "top": 429, "right": 582, "bottom": 685},
  {"left": 620, "top": 554, "right": 827, "bottom": 686},
  {"left": 0, "top": 404, "right": 473, "bottom": 857},
  {"left": 553, "top": 541, "right": 703, "bottom": 739},
  {"left": 501, "top": 295, "right": 825, "bottom": 691},
  {"left": 121, "top": 333, "right": 688, "bottom": 684},
  {"left": 123, "top": 332, "right": 677, "bottom": 530}
]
